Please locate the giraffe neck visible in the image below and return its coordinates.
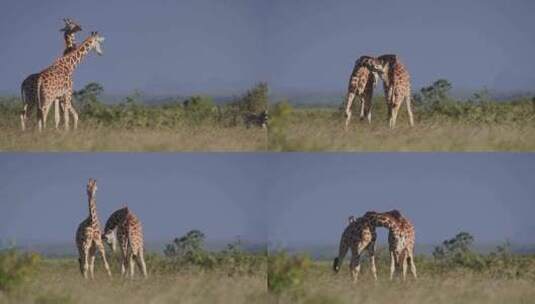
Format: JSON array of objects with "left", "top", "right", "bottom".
[
  {"left": 380, "top": 64, "right": 391, "bottom": 86},
  {"left": 57, "top": 36, "right": 94, "bottom": 73},
  {"left": 88, "top": 195, "right": 99, "bottom": 226},
  {"left": 104, "top": 207, "right": 129, "bottom": 234},
  {"left": 369, "top": 214, "right": 398, "bottom": 232}
]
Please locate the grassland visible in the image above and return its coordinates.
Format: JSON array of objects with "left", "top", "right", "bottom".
[
  {"left": 1, "top": 89, "right": 534, "bottom": 151},
  {"left": 270, "top": 253, "right": 535, "bottom": 304},
  {"left": 0, "top": 256, "right": 267, "bottom": 304},
  {"left": 270, "top": 107, "right": 535, "bottom": 151}
]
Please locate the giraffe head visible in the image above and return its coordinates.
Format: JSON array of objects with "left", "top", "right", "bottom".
[
  {"left": 333, "top": 257, "right": 341, "bottom": 273},
  {"left": 87, "top": 31, "right": 106, "bottom": 56},
  {"left": 362, "top": 54, "right": 398, "bottom": 75},
  {"left": 86, "top": 178, "right": 97, "bottom": 197},
  {"left": 60, "top": 18, "right": 82, "bottom": 33},
  {"left": 102, "top": 229, "right": 118, "bottom": 252}
]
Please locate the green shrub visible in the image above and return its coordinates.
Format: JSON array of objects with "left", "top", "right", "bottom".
[
  {"left": 268, "top": 252, "right": 310, "bottom": 296},
  {"left": 0, "top": 249, "right": 41, "bottom": 291}
]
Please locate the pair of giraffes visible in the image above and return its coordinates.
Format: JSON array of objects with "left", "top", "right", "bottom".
[
  {"left": 333, "top": 210, "right": 417, "bottom": 282},
  {"left": 76, "top": 178, "right": 147, "bottom": 279},
  {"left": 20, "top": 18, "right": 105, "bottom": 131},
  {"left": 344, "top": 54, "right": 415, "bottom": 130}
]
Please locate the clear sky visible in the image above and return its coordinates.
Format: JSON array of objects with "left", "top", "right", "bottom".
[
  {"left": 2, "top": 153, "right": 534, "bottom": 249},
  {"left": 267, "top": 153, "right": 535, "bottom": 248},
  {"left": 1, "top": 0, "right": 533, "bottom": 96},
  {"left": 0, "top": 154, "right": 268, "bottom": 245}
]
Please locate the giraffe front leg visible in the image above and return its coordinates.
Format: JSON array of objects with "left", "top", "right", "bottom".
[
  {"left": 69, "top": 106, "right": 79, "bottom": 130},
  {"left": 54, "top": 99, "right": 60, "bottom": 129},
  {"left": 344, "top": 92, "right": 355, "bottom": 131},
  {"left": 405, "top": 95, "right": 414, "bottom": 127},
  {"left": 368, "top": 247, "right": 377, "bottom": 281},
  {"left": 401, "top": 254, "right": 408, "bottom": 281},
  {"left": 409, "top": 253, "right": 418, "bottom": 280},
  {"left": 62, "top": 96, "right": 71, "bottom": 131},
  {"left": 20, "top": 104, "right": 28, "bottom": 131},
  {"left": 389, "top": 251, "right": 396, "bottom": 280},
  {"left": 349, "top": 254, "right": 361, "bottom": 283},
  {"left": 42, "top": 104, "right": 52, "bottom": 130},
  {"left": 389, "top": 103, "right": 401, "bottom": 129}
]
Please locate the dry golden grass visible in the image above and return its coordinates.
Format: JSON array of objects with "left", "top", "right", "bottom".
[
  {"left": 273, "top": 108, "right": 535, "bottom": 151},
  {"left": 274, "top": 261, "right": 535, "bottom": 304},
  {"left": 0, "top": 125, "right": 268, "bottom": 152},
  {"left": 1, "top": 258, "right": 267, "bottom": 304}
]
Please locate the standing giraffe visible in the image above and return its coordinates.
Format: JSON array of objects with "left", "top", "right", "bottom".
[
  {"left": 344, "top": 55, "right": 378, "bottom": 130},
  {"left": 333, "top": 216, "right": 377, "bottom": 282},
  {"left": 362, "top": 55, "right": 414, "bottom": 128},
  {"left": 34, "top": 31, "right": 105, "bottom": 131},
  {"left": 75, "top": 178, "right": 112, "bottom": 279},
  {"left": 102, "top": 206, "right": 148, "bottom": 278},
  {"left": 363, "top": 210, "right": 417, "bottom": 280},
  {"left": 20, "top": 18, "right": 83, "bottom": 131}
]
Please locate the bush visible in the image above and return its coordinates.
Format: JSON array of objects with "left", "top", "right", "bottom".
[
  {"left": 267, "top": 101, "right": 293, "bottom": 151},
  {"left": 268, "top": 252, "right": 310, "bottom": 296},
  {"left": 0, "top": 249, "right": 41, "bottom": 292}
]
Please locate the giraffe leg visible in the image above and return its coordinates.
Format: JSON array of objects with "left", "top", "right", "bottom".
[
  {"left": 349, "top": 254, "right": 361, "bottom": 283},
  {"left": 401, "top": 253, "right": 408, "bottom": 281},
  {"left": 82, "top": 245, "right": 90, "bottom": 279},
  {"left": 408, "top": 253, "right": 418, "bottom": 279},
  {"left": 89, "top": 244, "right": 96, "bottom": 280},
  {"left": 389, "top": 251, "right": 396, "bottom": 280},
  {"left": 129, "top": 253, "right": 136, "bottom": 279},
  {"left": 63, "top": 102, "right": 71, "bottom": 131},
  {"left": 54, "top": 99, "right": 60, "bottom": 129},
  {"left": 135, "top": 249, "right": 148, "bottom": 279},
  {"left": 364, "top": 96, "right": 372, "bottom": 124},
  {"left": 69, "top": 106, "right": 79, "bottom": 130},
  {"left": 345, "top": 92, "right": 355, "bottom": 131},
  {"left": 405, "top": 95, "right": 414, "bottom": 127},
  {"left": 368, "top": 246, "right": 377, "bottom": 281},
  {"left": 359, "top": 95, "right": 366, "bottom": 121},
  {"left": 42, "top": 104, "right": 52, "bottom": 130},
  {"left": 96, "top": 241, "right": 112, "bottom": 278},
  {"left": 390, "top": 103, "right": 401, "bottom": 129},
  {"left": 20, "top": 104, "right": 28, "bottom": 131}
]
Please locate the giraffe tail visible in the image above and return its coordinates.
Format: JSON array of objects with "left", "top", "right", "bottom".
[
  {"left": 333, "top": 232, "right": 349, "bottom": 273},
  {"left": 36, "top": 78, "right": 42, "bottom": 111}
]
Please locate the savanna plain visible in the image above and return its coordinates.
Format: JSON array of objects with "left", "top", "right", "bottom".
[{"left": 1, "top": 81, "right": 534, "bottom": 151}]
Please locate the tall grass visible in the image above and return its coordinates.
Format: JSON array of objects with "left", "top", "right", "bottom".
[{"left": 1, "top": 93, "right": 534, "bottom": 151}]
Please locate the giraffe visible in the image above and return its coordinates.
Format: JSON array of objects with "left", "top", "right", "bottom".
[
  {"left": 20, "top": 18, "right": 83, "bottom": 131},
  {"left": 102, "top": 206, "right": 148, "bottom": 278},
  {"left": 344, "top": 55, "right": 378, "bottom": 130},
  {"left": 75, "top": 178, "right": 112, "bottom": 279},
  {"left": 333, "top": 215, "right": 377, "bottom": 282},
  {"left": 362, "top": 54, "right": 414, "bottom": 129},
  {"left": 34, "top": 31, "right": 105, "bottom": 131},
  {"left": 363, "top": 210, "right": 417, "bottom": 281}
]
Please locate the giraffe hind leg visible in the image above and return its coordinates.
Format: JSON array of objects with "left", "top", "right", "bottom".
[{"left": 135, "top": 249, "right": 148, "bottom": 279}]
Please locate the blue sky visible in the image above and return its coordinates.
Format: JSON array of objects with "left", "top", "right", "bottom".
[
  {"left": 0, "top": 0, "right": 533, "bottom": 96},
  {"left": 1, "top": 153, "right": 534, "bottom": 249},
  {"left": 267, "top": 153, "right": 535, "bottom": 247},
  {"left": 0, "top": 153, "right": 268, "bottom": 245}
]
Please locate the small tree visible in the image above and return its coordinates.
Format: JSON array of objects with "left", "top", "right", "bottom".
[
  {"left": 74, "top": 82, "right": 104, "bottom": 110},
  {"left": 433, "top": 231, "right": 485, "bottom": 271},
  {"left": 236, "top": 82, "right": 269, "bottom": 114},
  {"left": 413, "top": 79, "right": 452, "bottom": 108},
  {"left": 164, "top": 230, "right": 205, "bottom": 258}
]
